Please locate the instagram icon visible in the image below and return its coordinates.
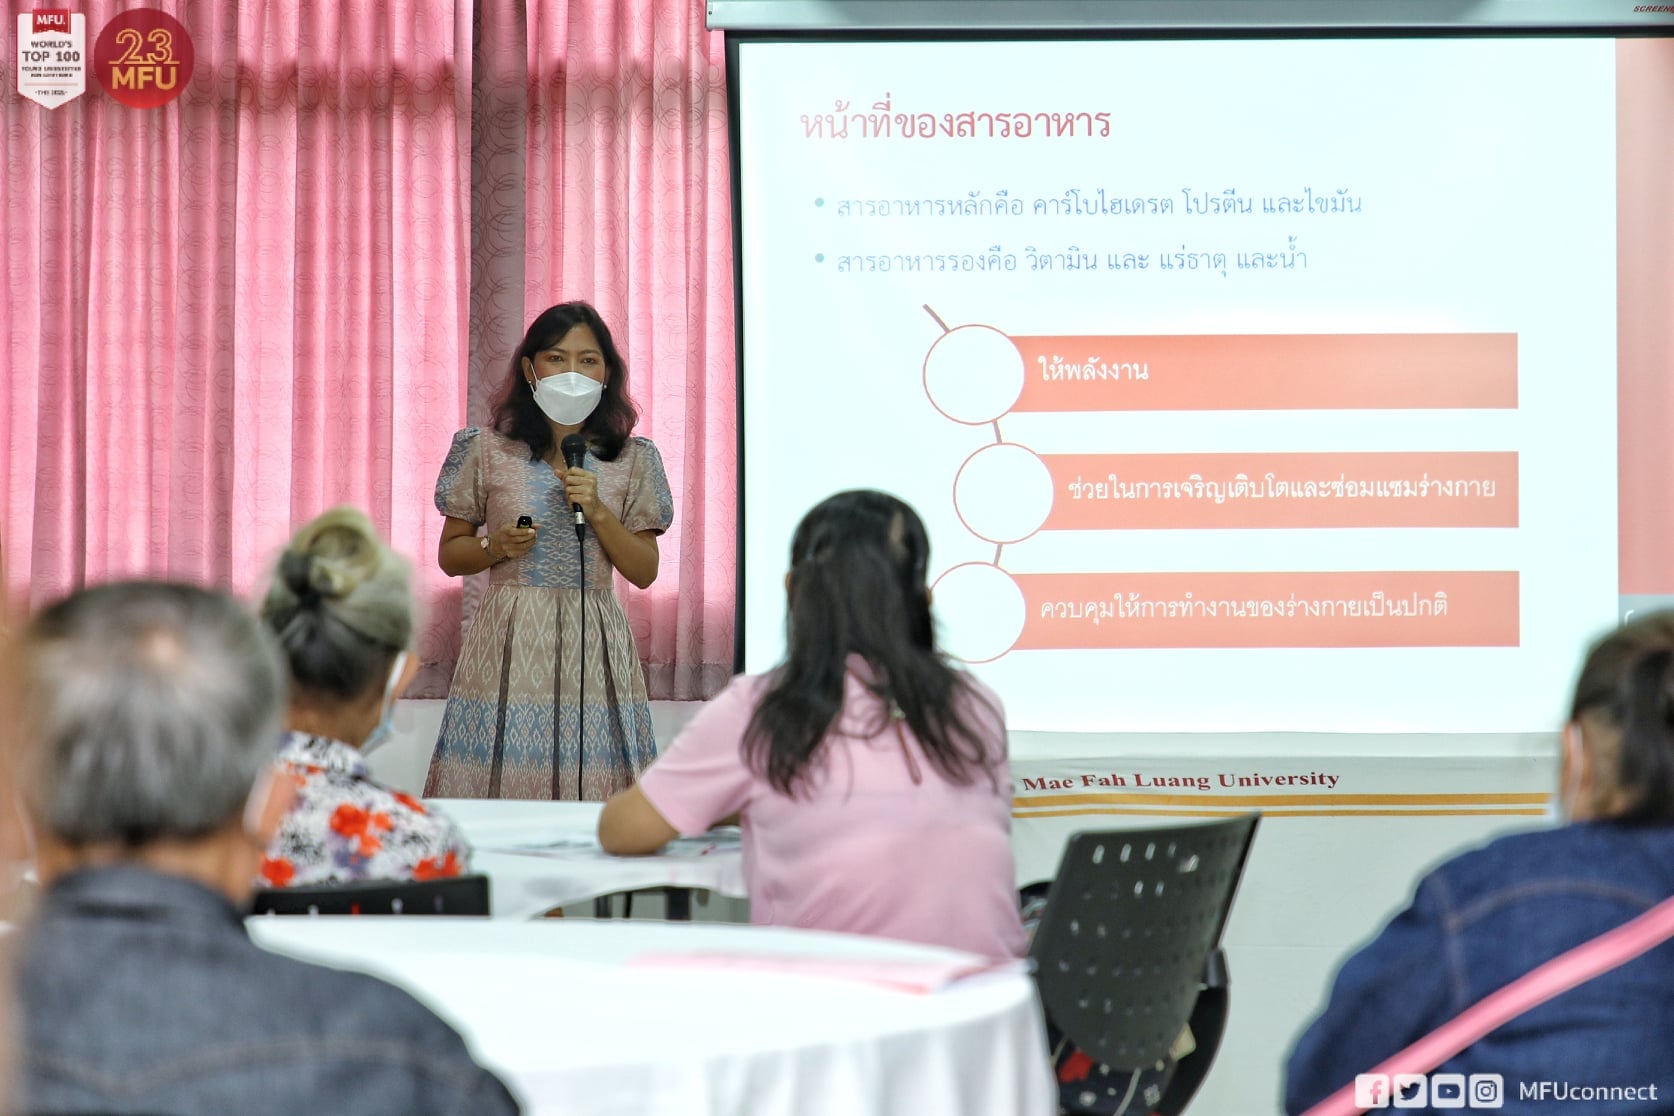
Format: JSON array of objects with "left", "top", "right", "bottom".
[{"left": 1469, "top": 1074, "right": 1505, "bottom": 1108}]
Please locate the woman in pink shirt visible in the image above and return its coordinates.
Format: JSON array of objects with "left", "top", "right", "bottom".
[{"left": 599, "top": 490, "right": 1027, "bottom": 959}]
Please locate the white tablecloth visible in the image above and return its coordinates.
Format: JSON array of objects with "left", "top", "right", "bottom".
[
  {"left": 248, "top": 918, "right": 1055, "bottom": 1116},
  {"left": 430, "top": 799, "right": 748, "bottom": 919}
]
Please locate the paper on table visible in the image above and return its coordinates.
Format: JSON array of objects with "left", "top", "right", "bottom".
[
  {"left": 625, "top": 951, "right": 1028, "bottom": 994},
  {"left": 485, "top": 830, "right": 742, "bottom": 861}
]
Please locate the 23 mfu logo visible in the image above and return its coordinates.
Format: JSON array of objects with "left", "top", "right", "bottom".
[{"left": 94, "top": 8, "right": 194, "bottom": 109}]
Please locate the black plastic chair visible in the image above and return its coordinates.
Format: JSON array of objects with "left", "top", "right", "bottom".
[
  {"left": 1029, "top": 814, "right": 1259, "bottom": 1115},
  {"left": 249, "top": 873, "right": 491, "bottom": 917}
]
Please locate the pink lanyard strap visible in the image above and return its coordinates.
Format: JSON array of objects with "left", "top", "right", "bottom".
[{"left": 1302, "top": 893, "right": 1674, "bottom": 1116}]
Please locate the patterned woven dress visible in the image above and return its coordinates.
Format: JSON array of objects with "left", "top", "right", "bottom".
[{"left": 425, "top": 426, "right": 674, "bottom": 800}]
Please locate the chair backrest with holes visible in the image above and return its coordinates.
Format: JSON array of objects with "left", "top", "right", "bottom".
[
  {"left": 249, "top": 874, "right": 490, "bottom": 917},
  {"left": 1029, "top": 814, "right": 1260, "bottom": 1073}
]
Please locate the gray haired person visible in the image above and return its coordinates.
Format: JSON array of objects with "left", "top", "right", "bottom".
[{"left": 13, "top": 581, "right": 519, "bottom": 1116}]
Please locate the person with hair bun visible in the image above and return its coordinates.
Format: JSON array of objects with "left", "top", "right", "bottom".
[
  {"left": 258, "top": 507, "right": 469, "bottom": 888},
  {"left": 428, "top": 302, "right": 673, "bottom": 801},
  {"left": 599, "top": 490, "right": 1025, "bottom": 959},
  {"left": 1285, "top": 611, "right": 1674, "bottom": 1113}
]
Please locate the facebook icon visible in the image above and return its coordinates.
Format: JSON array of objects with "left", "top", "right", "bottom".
[{"left": 1355, "top": 1075, "right": 1391, "bottom": 1109}]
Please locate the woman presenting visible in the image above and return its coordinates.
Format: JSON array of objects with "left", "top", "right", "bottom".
[{"left": 426, "top": 302, "right": 673, "bottom": 800}]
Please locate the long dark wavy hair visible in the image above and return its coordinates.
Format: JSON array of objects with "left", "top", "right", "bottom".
[
  {"left": 743, "top": 490, "right": 1000, "bottom": 797},
  {"left": 1568, "top": 609, "right": 1674, "bottom": 825},
  {"left": 492, "top": 301, "right": 639, "bottom": 462}
]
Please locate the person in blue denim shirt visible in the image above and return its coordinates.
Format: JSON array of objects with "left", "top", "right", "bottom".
[
  {"left": 1285, "top": 611, "right": 1674, "bottom": 1115},
  {"left": 12, "top": 581, "right": 520, "bottom": 1116}
]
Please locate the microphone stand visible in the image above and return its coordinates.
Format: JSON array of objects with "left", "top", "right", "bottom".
[
  {"left": 561, "top": 434, "right": 588, "bottom": 801},
  {"left": 574, "top": 512, "right": 585, "bottom": 800},
  {"left": 579, "top": 518, "right": 585, "bottom": 799}
]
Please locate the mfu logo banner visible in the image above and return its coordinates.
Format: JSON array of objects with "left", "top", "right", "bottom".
[
  {"left": 16, "top": 8, "right": 86, "bottom": 109},
  {"left": 17, "top": 7, "right": 195, "bottom": 110},
  {"left": 1356, "top": 1073, "right": 1503, "bottom": 1109}
]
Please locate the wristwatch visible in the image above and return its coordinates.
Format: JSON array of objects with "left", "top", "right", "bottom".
[{"left": 479, "top": 536, "right": 495, "bottom": 560}]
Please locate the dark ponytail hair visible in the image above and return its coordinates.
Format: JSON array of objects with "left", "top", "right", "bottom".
[
  {"left": 1568, "top": 610, "right": 1674, "bottom": 825},
  {"left": 492, "top": 301, "right": 639, "bottom": 463},
  {"left": 743, "top": 490, "right": 999, "bottom": 797}
]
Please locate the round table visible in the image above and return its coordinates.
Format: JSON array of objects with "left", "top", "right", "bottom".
[
  {"left": 430, "top": 798, "right": 748, "bottom": 919},
  {"left": 247, "top": 918, "right": 1055, "bottom": 1116}
]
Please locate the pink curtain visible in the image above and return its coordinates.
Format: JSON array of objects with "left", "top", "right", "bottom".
[
  {"left": 2, "top": 0, "right": 474, "bottom": 691},
  {"left": 2, "top": 0, "right": 736, "bottom": 701}
]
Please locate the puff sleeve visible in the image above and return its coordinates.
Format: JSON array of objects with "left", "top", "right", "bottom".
[
  {"left": 434, "top": 427, "right": 487, "bottom": 525},
  {"left": 620, "top": 436, "right": 674, "bottom": 536}
]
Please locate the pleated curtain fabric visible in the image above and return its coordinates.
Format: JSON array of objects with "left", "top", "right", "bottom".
[{"left": 0, "top": 0, "right": 735, "bottom": 701}]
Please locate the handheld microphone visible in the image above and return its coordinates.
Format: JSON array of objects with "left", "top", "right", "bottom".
[{"left": 560, "top": 434, "right": 588, "bottom": 538}]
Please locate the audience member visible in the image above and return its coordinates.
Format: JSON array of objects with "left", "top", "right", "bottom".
[
  {"left": 600, "top": 490, "right": 1027, "bottom": 959},
  {"left": 258, "top": 507, "right": 468, "bottom": 887},
  {"left": 13, "top": 580, "right": 519, "bottom": 1115},
  {"left": 1285, "top": 611, "right": 1674, "bottom": 1113}
]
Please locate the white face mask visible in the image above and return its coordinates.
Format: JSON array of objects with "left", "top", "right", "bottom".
[
  {"left": 530, "top": 372, "right": 603, "bottom": 426},
  {"left": 360, "top": 650, "right": 409, "bottom": 756}
]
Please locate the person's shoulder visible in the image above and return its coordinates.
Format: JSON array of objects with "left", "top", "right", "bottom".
[
  {"left": 374, "top": 778, "right": 440, "bottom": 819},
  {"left": 1427, "top": 823, "right": 1674, "bottom": 910},
  {"left": 452, "top": 426, "right": 530, "bottom": 455},
  {"left": 741, "top": 668, "right": 795, "bottom": 701},
  {"left": 705, "top": 671, "right": 771, "bottom": 717},
  {"left": 667, "top": 671, "right": 770, "bottom": 745},
  {"left": 1430, "top": 825, "right": 1572, "bottom": 884},
  {"left": 622, "top": 434, "right": 664, "bottom": 462},
  {"left": 360, "top": 777, "right": 462, "bottom": 845},
  {"left": 1445, "top": 823, "right": 1631, "bottom": 870},
  {"left": 728, "top": 669, "right": 773, "bottom": 693},
  {"left": 439, "top": 427, "right": 484, "bottom": 472}
]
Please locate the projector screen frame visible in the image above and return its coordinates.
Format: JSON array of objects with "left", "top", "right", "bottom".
[
  {"left": 709, "top": 0, "right": 1674, "bottom": 33},
  {"left": 724, "top": 19, "right": 1669, "bottom": 676}
]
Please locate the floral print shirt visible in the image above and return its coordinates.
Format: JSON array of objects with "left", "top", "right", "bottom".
[{"left": 259, "top": 732, "right": 471, "bottom": 888}]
